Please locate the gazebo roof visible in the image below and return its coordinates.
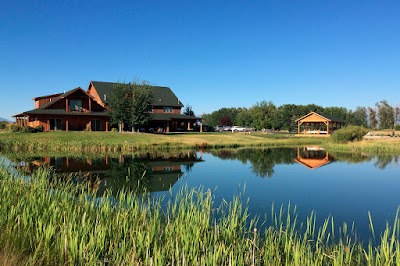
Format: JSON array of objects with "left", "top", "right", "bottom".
[{"left": 295, "top": 112, "right": 344, "bottom": 123}]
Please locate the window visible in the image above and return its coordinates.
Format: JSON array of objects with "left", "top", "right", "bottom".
[
  {"left": 164, "top": 107, "right": 173, "bottom": 113},
  {"left": 69, "top": 99, "right": 82, "bottom": 112}
]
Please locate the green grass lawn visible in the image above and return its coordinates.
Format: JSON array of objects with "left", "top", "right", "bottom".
[{"left": 0, "top": 131, "right": 400, "bottom": 154}]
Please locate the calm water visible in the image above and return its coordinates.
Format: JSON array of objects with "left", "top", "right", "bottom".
[{"left": 4, "top": 147, "right": 400, "bottom": 240}]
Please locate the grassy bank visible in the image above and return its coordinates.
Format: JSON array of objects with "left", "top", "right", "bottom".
[
  {"left": 1, "top": 131, "right": 400, "bottom": 154},
  {"left": 0, "top": 165, "right": 399, "bottom": 265}
]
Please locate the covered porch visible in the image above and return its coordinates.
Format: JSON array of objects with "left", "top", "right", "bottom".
[{"left": 149, "top": 114, "right": 202, "bottom": 133}]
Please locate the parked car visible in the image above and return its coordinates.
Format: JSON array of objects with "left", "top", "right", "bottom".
[
  {"left": 215, "top": 125, "right": 233, "bottom": 132},
  {"left": 231, "top": 126, "right": 246, "bottom": 132},
  {"left": 215, "top": 125, "right": 225, "bottom": 132},
  {"left": 244, "top": 127, "right": 255, "bottom": 132}
]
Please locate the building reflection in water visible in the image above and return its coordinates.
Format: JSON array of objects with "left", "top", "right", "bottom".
[
  {"left": 294, "top": 146, "right": 333, "bottom": 170},
  {"left": 16, "top": 151, "right": 203, "bottom": 194}
]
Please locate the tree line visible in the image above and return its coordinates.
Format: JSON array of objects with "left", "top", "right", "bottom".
[{"left": 202, "top": 100, "right": 400, "bottom": 131}]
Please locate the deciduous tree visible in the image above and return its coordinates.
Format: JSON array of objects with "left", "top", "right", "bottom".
[
  {"left": 376, "top": 100, "right": 394, "bottom": 129},
  {"left": 368, "top": 107, "right": 378, "bottom": 129}
]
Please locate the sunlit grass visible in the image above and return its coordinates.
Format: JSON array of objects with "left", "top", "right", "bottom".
[{"left": 0, "top": 164, "right": 399, "bottom": 265}]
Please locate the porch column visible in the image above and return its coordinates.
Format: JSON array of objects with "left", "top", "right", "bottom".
[
  {"left": 66, "top": 119, "right": 69, "bottom": 132},
  {"left": 187, "top": 121, "right": 191, "bottom": 130},
  {"left": 327, "top": 121, "right": 330, "bottom": 134},
  {"left": 105, "top": 120, "right": 109, "bottom": 132},
  {"left": 66, "top": 99, "right": 69, "bottom": 112},
  {"left": 47, "top": 119, "right": 50, "bottom": 131},
  {"left": 166, "top": 122, "right": 170, "bottom": 133},
  {"left": 89, "top": 98, "right": 92, "bottom": 112},
  {"left": 200, "top": 123, "right": 203, "bottom": 133}
]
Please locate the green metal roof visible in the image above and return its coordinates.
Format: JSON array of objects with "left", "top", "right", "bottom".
[
  {"left": 90, "top": 81, "right": 184, "bottom": 108},
  {"left": 150, "top": 113, "right": 200, "bottom": 121}
]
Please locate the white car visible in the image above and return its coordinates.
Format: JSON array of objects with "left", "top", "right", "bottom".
[{"left": 231, "top": 126, "right": 246, "bottom": 132}]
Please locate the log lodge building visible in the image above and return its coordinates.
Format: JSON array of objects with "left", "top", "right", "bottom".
[{"left": 14, "top": 81, "right": 200, "bottom": 132}]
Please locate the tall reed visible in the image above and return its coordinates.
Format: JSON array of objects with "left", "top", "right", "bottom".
[{"left": 0, "top": 164, "right": 399, "bottom": 265}]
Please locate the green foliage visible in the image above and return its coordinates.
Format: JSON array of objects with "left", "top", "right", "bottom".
[
  {"left": 347, "top": 106, "right": 368, "bottom": 127},
  {"left": 4, "top": 125, "right": 43, "bottom": 133},
  {"left": 0, "top": 121, "right": 7, "bottom": 130},
  {"left": 183, "top": 104, "right": 195, "bottom": 116},
  {"left": 376, "top": 100, "right": 395, "bottom": 129},
  {"left": 129, "top": 82, "right": 154, "bottom": 131},
  {"left": 6, "top": 124, "right": 20, "bottom": 132},
  {"left": 108, "top": 80, "right": 154, "bottom": 132},
  {"left": 368, "top": 107, "right": 378, "bottom": 129},
  {"left": 395, "top": 125, "right": 400, "bottom": 131},
  {"left": 108, "top": 82, "right": 131, "bottom": 131},
  {"left": 331, "top": 126, "right": 369, "bottom": 143},
  {"left": 1, "top": 165, "right": 400, "bottom": 265},
  {"left": 249, "top": 101, "right": 276, "bottom": 130}
]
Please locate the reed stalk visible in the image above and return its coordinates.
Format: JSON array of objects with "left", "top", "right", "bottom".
[{"left": 0, "top": 164, "right": 399, "bottom": 265}]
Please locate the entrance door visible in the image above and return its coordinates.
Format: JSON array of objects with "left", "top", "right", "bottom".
[
  {"left": 50, "top": 118, "right": 62, "bottom": 130},
  {"left": 91, "top": 119, "right": 101, "bottom": 131}
]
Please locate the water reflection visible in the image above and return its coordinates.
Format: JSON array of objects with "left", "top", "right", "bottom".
[
  {"left": 13, "top": 152, "right": 203, "bottom": 194},
  {"left": 294, "top": 146, "right": 333, "bottom": 170},
  {"left": 209, "top": 147, "right": 399, "bottom": 177},
  {"left": 210, "top": 148, "right": 296, "bottom": 177}
]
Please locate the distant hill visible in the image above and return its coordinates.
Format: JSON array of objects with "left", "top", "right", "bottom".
[{"left": 0, "top": 117, "right": 11, "bottom": 123}]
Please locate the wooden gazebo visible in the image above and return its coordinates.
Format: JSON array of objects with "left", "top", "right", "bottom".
[{"left": 295, "top": 112, "right": 344, "bottom": 135}]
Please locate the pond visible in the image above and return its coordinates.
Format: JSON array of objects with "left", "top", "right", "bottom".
[{"left": 3, "top": 147, "right": 400, "bottom": 241}]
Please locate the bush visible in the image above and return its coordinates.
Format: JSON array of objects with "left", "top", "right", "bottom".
[
  {"left": 0, "top": 121, "right": 7, "bottom": 130},
  {"left": 395, "top": 125, "right": 400, "bottom": 131},
  {"left": 331, "top": 126, "right": 369, "bottom": 143},
  {"left": 20, "top": 126, "right": 35, "bottom": 133},
  {"left": 33, "top": 125, "right": 44, "bottom": 133},
  {"left": 111, "top": 128, "right": 118, "bottom": 132},
  {"left": 4, "top": 124, "right": 43, "bottom": 133},
  {"left": 6, "top": 123, "right": 21, "bottom": 132}
]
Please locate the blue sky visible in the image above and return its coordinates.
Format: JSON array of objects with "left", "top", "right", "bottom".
[{"left": 1, "top": 1, "right": 399, "bottom": 121}]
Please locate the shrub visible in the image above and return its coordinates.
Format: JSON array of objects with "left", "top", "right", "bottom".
[
  {"left": 20, "top": 126, "right": 35, "bottom": 133},
  {"left": 111, "top": 128, "right": 118, "bottom": 132},
  {"left": 395, "top": 125, "right": 400, "bottom": 131},
  {"left": 331, "top": 126, "right": 369, "bottom": 143},
  {"left": 0, "top": 121, "right": 7, "bottom": 130},
  {"left": 6, "top": 123, "right": 21, "bottom": 132},
  {"left": 34, "top": 125, "right": 44, "bottom": 132}
]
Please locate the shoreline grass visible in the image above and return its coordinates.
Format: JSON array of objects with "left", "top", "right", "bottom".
[
  {"left": 0, "top": 165, "right": 399, "bottom": 265},
  {"left": 1, "top": 131, "right": 400, "bottom": 154}
]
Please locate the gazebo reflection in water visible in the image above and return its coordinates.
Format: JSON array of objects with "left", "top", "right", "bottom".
[{"left": 294, "top": 146, "right": 333, "bottom": 170}]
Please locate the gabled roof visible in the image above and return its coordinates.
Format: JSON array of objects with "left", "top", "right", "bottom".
[
  {"left": 89, "top": 81, "right": 184, "bottom": 108},
  {"left": 295, "top": 111, "right": 344, "bottom": 123},
  {"left": 32, "top": 93, "right": 63, "bottom": 101},
  {"left": 14, "top": 87, "right": 107, "bottom": 117}
]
